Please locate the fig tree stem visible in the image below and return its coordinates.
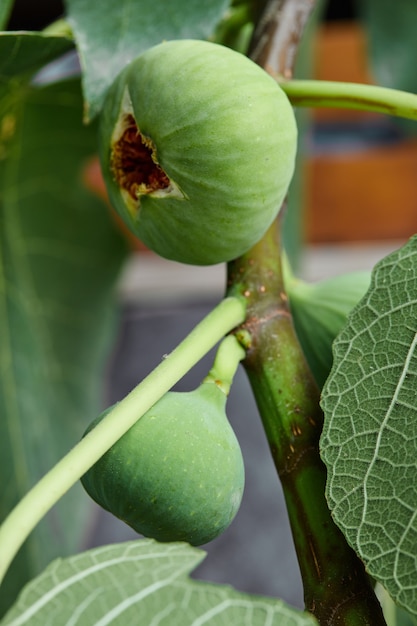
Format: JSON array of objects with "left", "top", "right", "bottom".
[
  {"left": 279, "top": 79, "right": 417, "bottom": 121},
  {"left": 0, "top": 296, "right": 246, "bottom": 587},
  {"left": 203, "top": 334, "right": 246, "bottom": 395},
  {"left": 244, "top": 2, "right": 386, "bottom": 622},
  {"left": 227, "top": 220, "right": 386, "bottom": 625}
]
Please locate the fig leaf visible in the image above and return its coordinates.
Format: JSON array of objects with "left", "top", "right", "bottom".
[
  {"left": 287, "top": 270, "right": 371, "bottom": 387},
  {"left": 65, "top": 0, "right": 230, "bottom": 120},
  {"left": 321, "top": 236, "right": 417, "bottom": 615},
  {"left": 358, "top": 0, "right": 417, "bottom": 136},
  {"left": 0, "top": 75, "right": 127, "bottom": 615},
  {"left": 1, "top": 539, "right": 319, "bottom": 626}
]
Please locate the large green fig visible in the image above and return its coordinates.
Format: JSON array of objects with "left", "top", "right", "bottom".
[
  {"left": 99, "top": 39, "right": 297, "bottom": 265},
  {"left": 286, "top": 270, "right": 371, "bottom": 388},
  {"left": 81, "top": 382, "right": 244, "bottom": 545}
]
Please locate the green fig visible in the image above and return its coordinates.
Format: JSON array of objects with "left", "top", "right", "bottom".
[
  {"left": 99, "top": 39, "right": 297, "bottom": 265},
  {"left": 286, "top": 270, "right": 371, "bottom": 388},
  {"left": 81, "top": 382, "right": 244, "bottom": 545}
]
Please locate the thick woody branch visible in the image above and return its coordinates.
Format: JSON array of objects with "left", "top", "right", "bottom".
[{"left": 248, "top": 0, "right": 316, "bottom": 77}]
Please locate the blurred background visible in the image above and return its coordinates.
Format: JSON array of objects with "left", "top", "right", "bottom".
[{"left": 7, "top": 0, "right": 417, "bottom": 610}]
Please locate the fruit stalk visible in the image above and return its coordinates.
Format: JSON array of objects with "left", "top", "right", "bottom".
[
  {"left": 226, "top": 220, "right": 386, "bottom": 625},
  {"left": 0, "top": 296, "right": 245, "bottom": 586},
  {"left": 279, "top": 78, "right": 417, "bottom": 121},
  {"left": 203, "top": 334, "right": 246, "bottom": 395}
]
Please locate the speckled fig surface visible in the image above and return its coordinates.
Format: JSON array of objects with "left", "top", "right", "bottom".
[
  {"left": 99, "top": 39, "right": 297, "bottom": 265},
  {"left": 81, "top": 383, "right": 245, "bottom": 545}
]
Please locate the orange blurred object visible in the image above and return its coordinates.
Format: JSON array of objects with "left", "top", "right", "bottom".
[
  {"left": 82, "top": 156, "right": 148, "bottom": 252},
  {"left": 305, "top": 22, "right": 417, "bottom": 243}
]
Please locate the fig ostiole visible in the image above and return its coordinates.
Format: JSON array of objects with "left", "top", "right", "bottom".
[
  {"left": 99, "top": 38, "right": 297, "bottom": 265},
  {"left": 81, "top": 335, "right": 245, "bottom": 545}
]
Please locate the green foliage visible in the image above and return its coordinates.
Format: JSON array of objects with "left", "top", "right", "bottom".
[
  {"left": 0, "top": 32, "right": 73, "bottom": 79},
  {"left": 212, "top": 1, "right": 254, "bottom": 53},
  {"left": 0, "top": 539, "right": 319, "bottom": 626},
  {"left": 0, "top": 36, "right": 127, "bottom": 615},
  {"left": 81, "top": 382, "right": 245, "bottom": 545},
  {"left": 287, "top": 270, "right": 371, "bottom": 387},
  {"left": 64, "top": 0, "right": 231, "bottom": 120},
  {"left": 358, "top": 0, "right": 417, "bottom": 94},
  {"left": 358, "top": 0, "right": 417, "bottom": 135},
  {"left": 321, "top": 236, "right": 417, "bottom": 616},
  {"left": 390, "top": 605, "right": 417, "bottom": 626},
  {"left": 1, "top": 1, "right": 417, "bottom": 624},
  {"left": 0, "top": 0, "right": 13, "bottom": 29}
]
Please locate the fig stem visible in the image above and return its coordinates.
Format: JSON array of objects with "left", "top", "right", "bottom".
[
  {"left": 203, "top": 334, "right": 246, "bottom": 395},
  {"left": 0, "top": 296, "right": 246, "bottom": 587},
  {"left": 279, "top": 78, "right": 417, "bottom": 121},
  {"left": 227, "top": 220, "right": 387, "bottom": 625}
]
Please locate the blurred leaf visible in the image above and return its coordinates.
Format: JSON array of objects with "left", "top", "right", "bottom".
[
  {"left": 378, "top": 583, "right": 417, "bottom": 625},
  {"left": 357, "top": 0, "right": 417, "bottom": 134},
  {"left": 212, "top": 2, "right": 254, "bottom": 53},
  {"left": 0, "top": 32, "right": 73, "bottom": 80},
  {"left": 287, "top": 270, "right": 370, "bottom": 388},
  {"left": 321, "top": 236, "right": 417, "bottom": 616},
  {"left": 390, "top": 606, "right": 417, "bottom": 626},
  {"left": 358, "top": 0, "right": 417, "bottom": 91},
  {"left": 0, "top": 0, "right": 13, "bottom": 29},
  {"left": 64, "top": 0, "right": 231, "bottom": 121},
  {"left": 1, "top": 539, "right": 318, "bottom": 625},
  {"left": 0, "top": 76, "right": 127, "bottom": 615}
]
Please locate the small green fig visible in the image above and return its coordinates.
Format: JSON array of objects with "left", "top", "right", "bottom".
[
  {"left": 81, "top": 382, "right": 244, "bottom": 545},
  {"left": 99, "top": 39, "right": 297, "bottom": 265},
  {"left": 286, "top": 270, "right": 371, "bottom": 388}
]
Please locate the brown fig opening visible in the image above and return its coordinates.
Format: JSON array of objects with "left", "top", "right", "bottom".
[{"left": 111, "top": 114, "right": 170, "bottom": 201}]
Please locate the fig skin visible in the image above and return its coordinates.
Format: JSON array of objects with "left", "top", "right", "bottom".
[
  {"left": 81, "top": 382, "right": 245, "bottom": 545},
  {"left": 99, "top": 39, "right": 297, "bottom": 265}
]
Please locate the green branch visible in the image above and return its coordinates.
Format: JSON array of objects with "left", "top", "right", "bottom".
[
  {"left": 227, "top": 220, "right": 387, "bottom": 626},
  {"left": 279, "top": 79, "right": 417, "bottom": 121},
  {"left": 203, "top": 334, "right": 246, "bottom": 395},
  {"left": 0, "top": 296, "right": 246, "bottom": 587}
]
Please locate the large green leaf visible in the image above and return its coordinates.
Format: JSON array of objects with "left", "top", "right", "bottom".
[
  {"left": 0, "top": 539, "right": 318, "bottom": 625},
  {"left": 0, "top": 76, "right": 127, "bottom": 614},
  {"left": 358, "top": 0, "right": 417, "bottom": 134},
  {"left": 321, "top": 236, "right": 417, "bottom": 615},
  {"left": 358, "top": 0, "right": 417, "bottom": 92},
  {"left": 389, "top": 606, "right": 417, "bottom": 626},
  {"left": 64, "top": 0, "right": 230, "bottom": 120},
  {"left": 0, "top": 0, "right": 14, "bottom": 29},
  {"left": 0, "top": 32, "right": 73, "bottom": 79},
  {"left": 378, "top": 583, "right": 417, "bottom": 625},
  {"left": 287, "top": 270, "right": 370, "bottom": 388}
]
